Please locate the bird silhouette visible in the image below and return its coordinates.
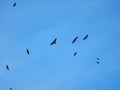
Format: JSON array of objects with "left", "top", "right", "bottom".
[
  {"left": 83, "top": 34, "right": 88, "bottom": 40},
  {"left": 50, "top": 38, "right": 57, "bottom": 45},
  {"left": 96, "top": 61, "right": 100, "bottom": 64},
  {"left": 74, "top": 52, "right": 77, "bottom": 56},
  {"left": 26, "top": 49, "right": 30, "bottom": 55},
  {"left": 72, "top": 36, "right": 78, "bottom": 44},
  {"left": 6, "top": 65, "right": 9, "bottom": 70},
  {"left": 13, "top": 2, "right": 16, "bottom": 7},
  {"left": 9, "top": 88, "right": 12, "bottom": 90},
  {"left": 96, "top": 57, "right": 100, "bottom": 60}
]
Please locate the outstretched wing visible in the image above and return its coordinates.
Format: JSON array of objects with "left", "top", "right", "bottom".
[
  {"left": 96, "top": 57, "right": 100, "bottom": 60},
  {"left": 26, "top": 49, "right": 30, "bottom": 55},
  {"left": 83, "top": 35, "right": 88, "bottom": 40},
  {"left": 72, "top": 36, "right": 78, "bottom": 44},
  {"left": 96, "top": 61, "right": 100, "bottom": 64},
  {"left": 13, "top": 2, "right": 16, "bottom": 7},
  {"left": 6, "top": 65, "right": 9, "bottom": 70},
  {"left": 50, "top": 38, "right": 57, "bottom": 45},
  {"left": 74, "top": 52, "right": 77, "bottom": 56}
]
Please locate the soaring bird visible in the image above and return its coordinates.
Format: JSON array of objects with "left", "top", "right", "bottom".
[
  {"left": 50, "top": 38, "right": 57, "bottom": 45},
  {"left": 83, "top": 34, "right": 88, "bottom": 40},
  {"left": 74, "top": 52, "right": 77, "bottom": 56},
  {"left": 96, "top": 57, "right": 100, "bottom": 60},
  {"left": 72, "top": 36, "right": 78, "bottom": 44},
  {"left": 13, "top": 2, "right": 16, "bottom": 7},
  {"left": 6, "top": 65, "right": 9, "bottom": 70},
  {"left": 96, "top": 61, "right": 100, "bottom": 64},
  {"left": 26, "top": 49, "right": 30, "bottom": 55},
  {"left": 10, "top": 88, "right": 12, "bottom": 90}
]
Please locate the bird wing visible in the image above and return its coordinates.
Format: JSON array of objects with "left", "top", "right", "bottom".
[
  {"left": 26, "top": 49, "right": 30, "bottom": 54},
  {"left": 6, "top": 65, "right": 9, "bottom": 70},
  {"left": 96, "top": 57, "right": 100, "bottom": 60},
  {"left": 13, "top": 3, "right": 16, "bottom": 7},
  {"left": 50, "top": 38, "right": 56, "bottom": 45},
  {"left": 83, "top": 35, "right": 88, "bottom": 40},
  {"left": 72, "top": 37, "right": 78, "bottom": 43},
  {"left": 74, "top": 52, "right": 77, "bottom": 56}
]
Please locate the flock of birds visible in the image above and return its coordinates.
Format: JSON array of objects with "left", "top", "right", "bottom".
[
  {"left": 6, "top": 34, "right": 100, "bottom": 71},
  {"left": 4, "top": 2, "right": 101, "bottom": 90},
  {"left": 5, "top": 34, "right": 101, "bottom": 90},
  {"left": 49, "top": 34, "right": 100, "bottom": 61}
]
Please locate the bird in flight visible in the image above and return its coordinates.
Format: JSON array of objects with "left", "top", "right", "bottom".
[
  {"left": 13, "top": 2, "right": 16, "bottom": 7},
  {"left": 26, "top": 49, "right": 30, "bottom": 55},
  {"left": 74, "top": 52, "right": 77, "bottom": 56},
  {"left": 96, "top": 57, "right": 100, "bottom": 64},
  {"left": 72, "top": 36, "right": 78, "bottom": 44},
  {"left": 96, "top": 57, "right": 100, "bottom": 60},
  {"left": 83, "top": 34, "right": 88, "bottom": 40},
  {"left": 50, "top": 38, "right": 57, "bottom": 45},
  {"left": 6, "top": 65, "right": 9, "bottom": 70},
  {"left": 9, "top": 88, "right": 12, "bottom": 90},
  {"left": 96, "top": 61, "right": 100, "bottom": 64}
]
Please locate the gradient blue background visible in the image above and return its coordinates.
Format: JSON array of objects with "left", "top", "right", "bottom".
[{"left": 0, "top": 0, "right": 120, "bottom": 90}]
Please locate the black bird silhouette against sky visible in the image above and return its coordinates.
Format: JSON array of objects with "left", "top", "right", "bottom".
[
  {"left": 26, "top": 49, "right": 30, "bottom": 55},
  {"left": 50, "top": 38, "right": 57, "bottom": 45},
  {"left": 96, "top": 61, "right": 100, "bottom": 64},
  {"left": 74, "top": 52, "right": 77, "bottom": 56},
  {"left": 72, "top": 36, "right": 78, "bottom": 44},
  {"left": 13, "top": 2, "right": 16, "bottom": 7},
  {"left": 96, "top": 57, "right": 100, "bottom": 60},
  {"left": 83, "top": 35, "right": 88, "bottom": 40},
  {"left": 6, "top": 65, "right": 9, "bottom": 70}
]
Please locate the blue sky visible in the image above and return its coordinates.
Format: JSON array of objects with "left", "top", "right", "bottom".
[{"left": 0, "top": 0, "right": 120, "bottom": 90}]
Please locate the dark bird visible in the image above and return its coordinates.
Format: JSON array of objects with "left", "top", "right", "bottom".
[
  {"left": 83, "top": 34, "right": 88, "bottom": 40},
  {"left": 13, "top": 2, "right": 16, "bottom": 7},
  {"left": 74, "top": 52, "right": 77, "bottom": 56},
  {"left": 96, "top": 61, "right": 100, "bottom": 64},
  {"left": 72, "top": 36, "right": 78, "bottom": 44},
  {"left": 6, "top": 65, "right": 9, "bottom": 70},
  {"left": 96, "top": 57, "right": 100, "bottom": 60},
  {"left": 10, "top": 88, "right": 12, "bottom": 90},
  {"left": 26, "top": 49, "right": 30, "bottom": 55},
  {"left": 50, "top": 38, "right": 57, "bottom": 45}
]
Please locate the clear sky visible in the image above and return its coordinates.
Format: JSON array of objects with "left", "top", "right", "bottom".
[{"left": 0, "top": 0, "right": 120, "bottom": 90}]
